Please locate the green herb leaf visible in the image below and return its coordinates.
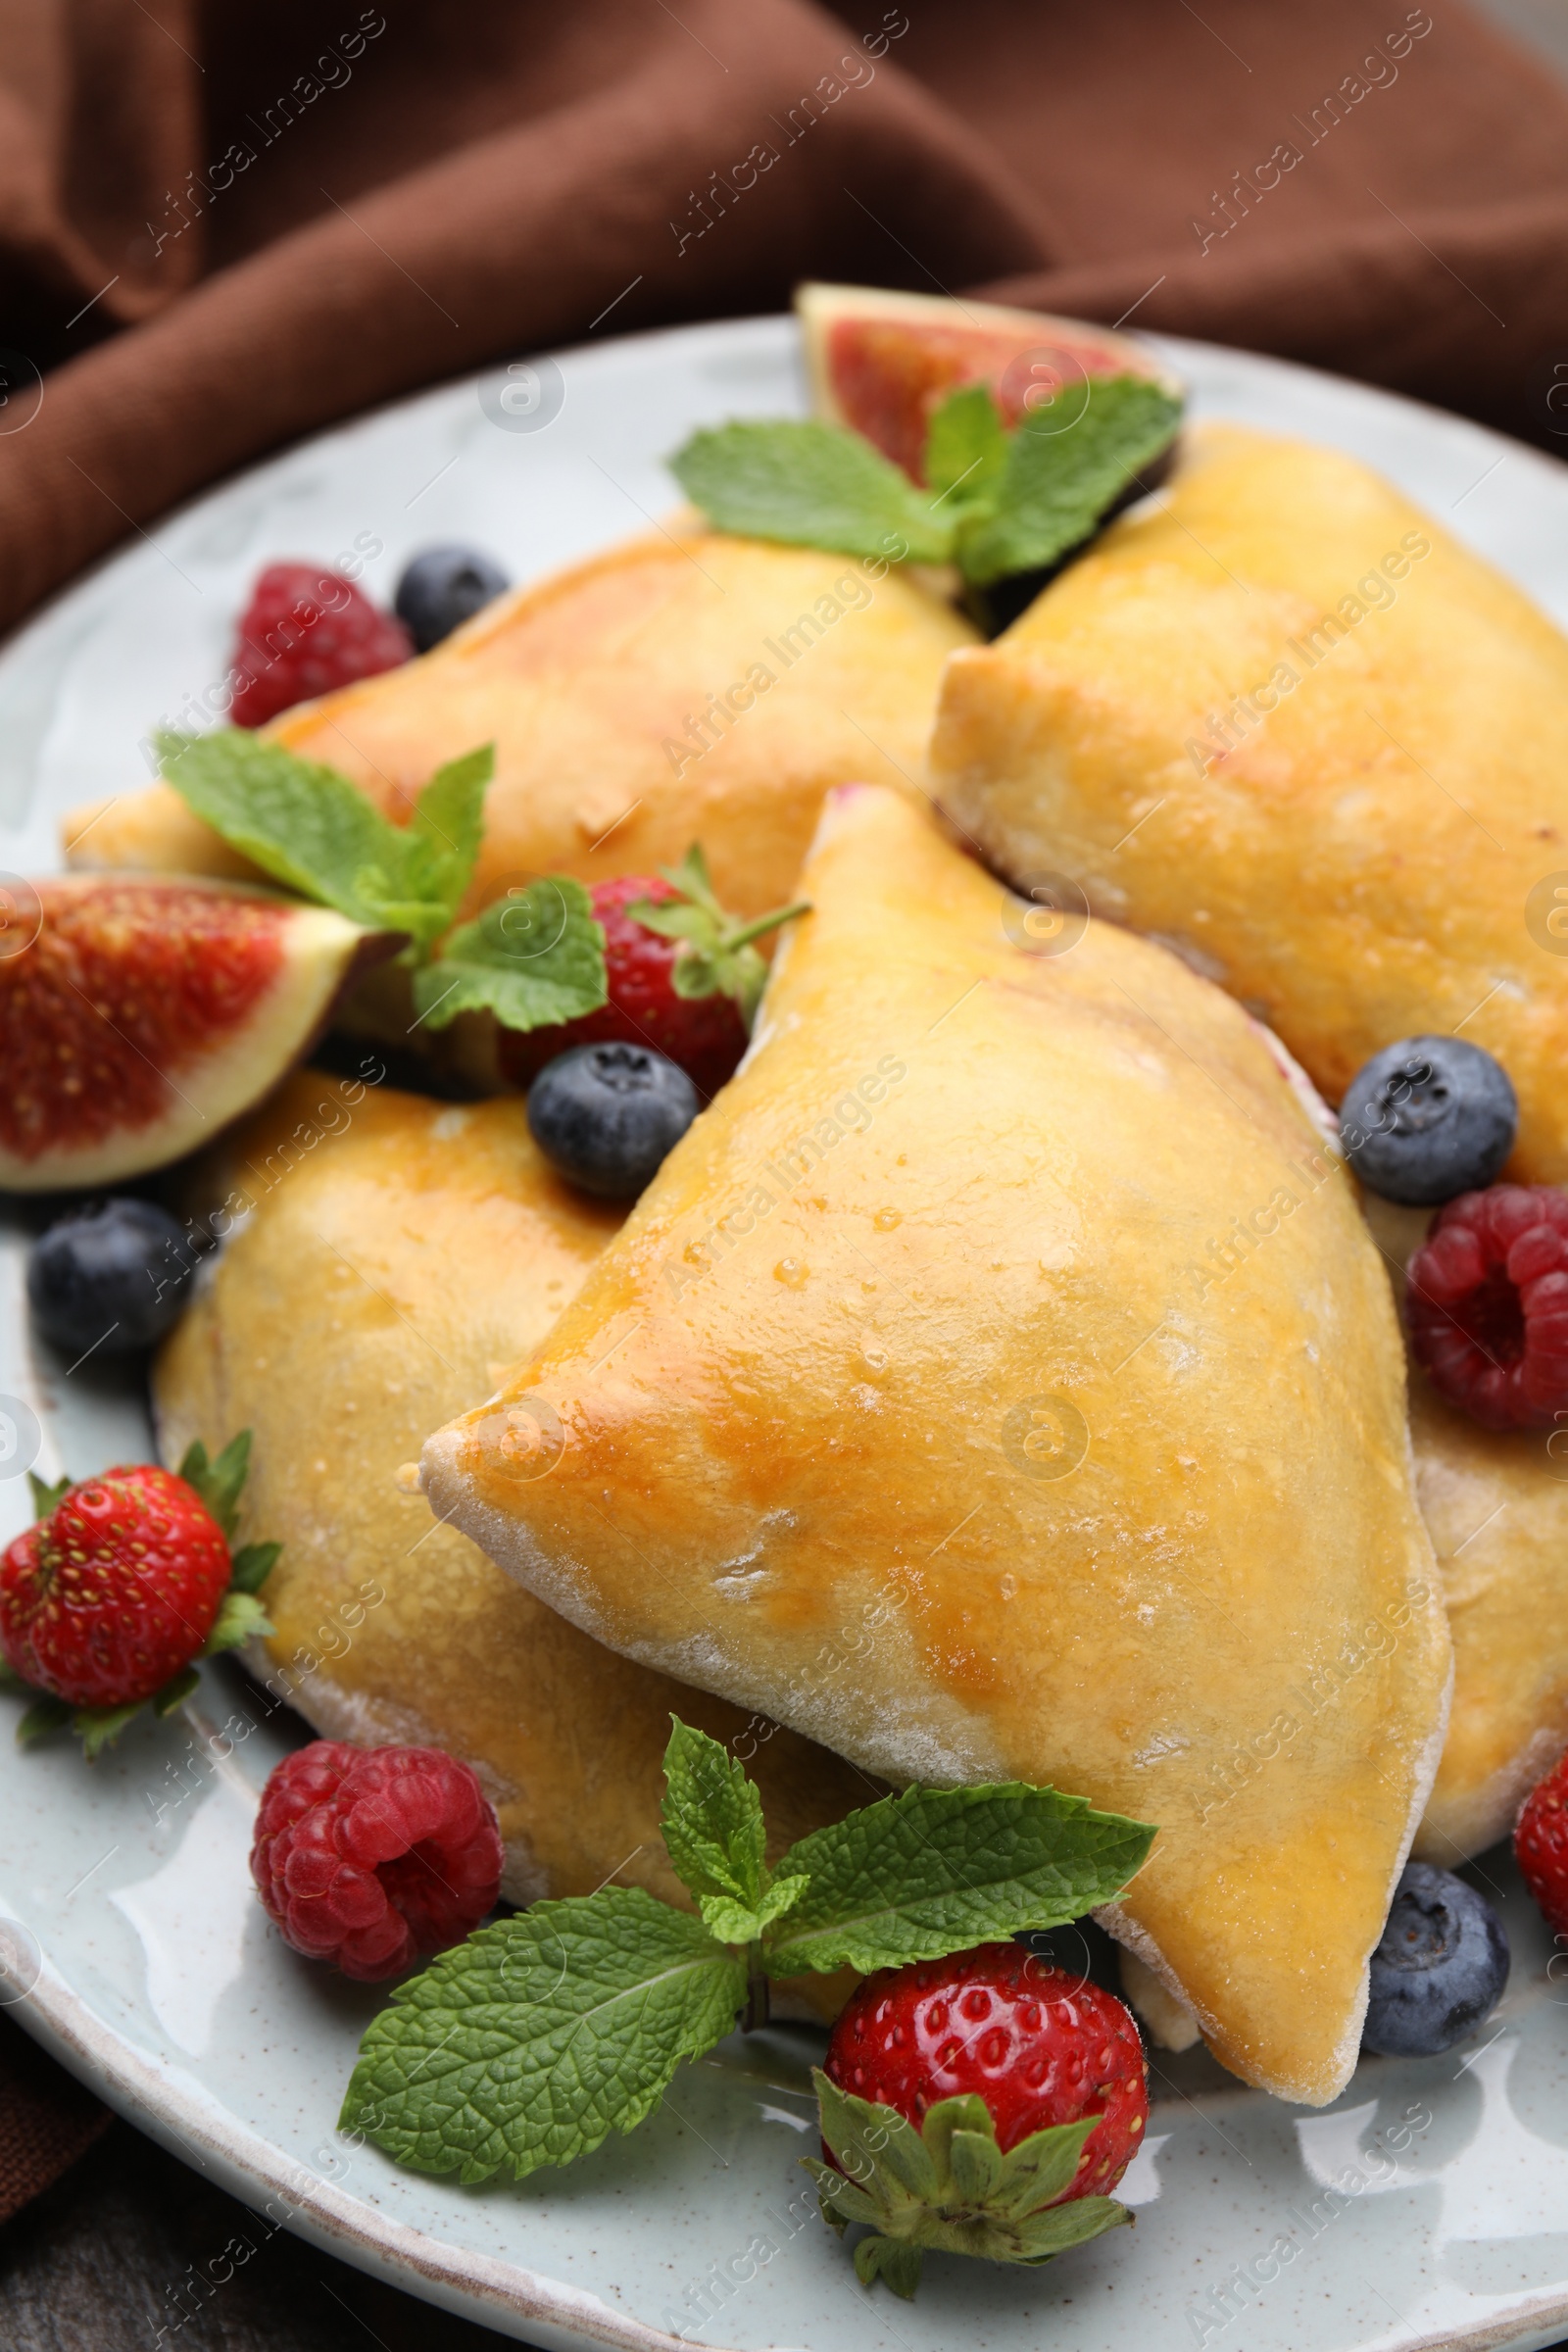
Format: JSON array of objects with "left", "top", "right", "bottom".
[
  {"left": 0, "top": 1660, "right": 30, "bottom": 1693},
  {"left": 669, "top": 421, "right": 952, "bottom": 565},
  {"left": 660, "top": 1718, "right": 770, "bottom": 1913},
  {"left": 227, "top": 1541, "right": 281, "bottom": 1595},
  {"left": 201, "top": 1590, "right": 273, "bottom": 1655},
  {"left": 178, "top": 1430, "right": 251, "bottom": 1541},
  {"left": 956, "top": 375, "right": 1181, "bottom": 587},
  {"left": 156, "top": 729, "right": 492, "bottom": 956},
  {"left": 27, "top": 1472, "right": 71, "bottom": 1520},
  {"left": 340, "top": 1888, "right": 745, "bottom": 2181},
  {"left": 409, "top": 878, "right": 606, "bottom": 1035},
  {"left": 696, "top": 1874, "right": 808, "bottom": 1948},
  {"left": 924, "top": 385, "right": 1008, "bottom": 511},
  {"left": 399, "top": 745, "right": 494, "bottom": 936},
  {"left": 764, "top": 1783, "right": 1154, "bottom": 1978}
]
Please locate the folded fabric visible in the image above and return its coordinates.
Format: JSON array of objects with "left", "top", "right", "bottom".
[{"left": 0, "top": 0, "right": 1566, "bottom": 635}]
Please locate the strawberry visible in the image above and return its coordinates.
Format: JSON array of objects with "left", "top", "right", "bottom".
[
  {"left": 496, "top": 846, "right": 808, "bottom": 1100},
  {"left": 0, "top": 1436, "right": 277, "bottom": 1757},
  {"left": 809, "top": 1942, "right": 1147, "bottom": 2297},
  {"left": 228, "top": 562, "right": 412, "bottom": 729},
  {"left": 1516, "top": 1750, "right": 1568, "bottom": 1936}
]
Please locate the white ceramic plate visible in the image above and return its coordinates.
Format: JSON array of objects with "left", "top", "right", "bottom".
[{"left": 2, "top": 317, "right": 1568, "bottom": 2352}]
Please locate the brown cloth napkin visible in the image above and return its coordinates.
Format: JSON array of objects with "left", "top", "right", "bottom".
[
  {"left": 0, "top": 2011, "right": 109, "bottom": 2225},
  {"left": 0, "top": 0, "right": 1567, "bottom": 645},
  {"left": 1, "top": 0, "right": 1567, "bottom": 2229}
]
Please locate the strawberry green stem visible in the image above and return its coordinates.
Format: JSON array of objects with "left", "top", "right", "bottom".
[{"left": 719, "top": 901, "right": 811, "bottom": 955}]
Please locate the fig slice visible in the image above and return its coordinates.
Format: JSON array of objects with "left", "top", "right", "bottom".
[
  {"left": 796, "top": 280, "right": 1181, "bottom": 484},
  {"left": 0, "top": 874, "right": 383, "bottom": 1191}
]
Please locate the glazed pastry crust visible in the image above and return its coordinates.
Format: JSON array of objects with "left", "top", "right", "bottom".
[
  {"left": 154, "top": 1073, "right": 868, "bottom": 1941},
  {"left": 65, "top": 527, "right": 973, "bottom": 923},
  {"left": 931, "top": 423, "right": 1568, "bottom": 1181},
  {"left": 422, "top": 786, "right": 1451, "bottom": 2106}
]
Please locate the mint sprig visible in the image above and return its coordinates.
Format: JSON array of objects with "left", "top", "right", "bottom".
[
  {"left": 343, "top": 1717, "right": 1153, "bottom": 2302},
  {"left": 3, "top": 1432, "right": 279, "bottom": 1757},
  {"left": 669, "top": 373, "right": 1182, "bottom": 589},
  {"left": 156, "top": 729, "right": 494, "bottom": 958}
]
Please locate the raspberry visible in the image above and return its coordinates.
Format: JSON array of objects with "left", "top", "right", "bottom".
[
  {"left": 0, "top": 1464, "right": 230, "bottom": 1708},
  {"left": 497, "top": 875, "right": 749, "bottom": 1101},
  {"left": 251, "top": 1740, "right": 504, "bottom": 1981},
  {"left": 227, "top": 563, "right": 412, "bottom": 729},
  {"left": 824, "top": 1942, "right": 1147, "bottom": 2191},
  {"left": 1405, "top": 1184, "right": 1568, "bottom": 1429},
  {"left": 1516, "top": 1750, "right": 1568, "bottom": 1938}
]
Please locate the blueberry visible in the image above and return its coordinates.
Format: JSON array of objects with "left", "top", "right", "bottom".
[
  {"left": 1362, "top": 1861, "right": 1509, "bottom": 2057},
  {"left": 527, "top": 1044, "right": 699, "bottom": 1199},
  {"left": 393, "top": 544, "right": 510, "bottom": 653},
  {"left": 27, "top": 1200, "right": 199, "bottom": 1358},
  {"left": 1340, "top": 1036, "right": 1517, "bottom": 1205}
]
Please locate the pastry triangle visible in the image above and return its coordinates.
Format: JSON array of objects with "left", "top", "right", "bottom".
[
  {"left": 931, "top": 423, "right": 1568, "bottom": 1180},
  {"left": 422, "top": 785, "right": 1451, "bottom": 2104},
  {"left": 154, "top": 1071, "right": 866, "bottom": 1922}
]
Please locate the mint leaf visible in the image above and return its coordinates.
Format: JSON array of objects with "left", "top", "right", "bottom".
[
  {"left": 925, "top": 385, "right": 1007, "bottom": 511},
  {"left": 411, "top": 879, "right": 605, "bottom": 1034},
  {"left": 763, "top": 1784, "right": 1153, "bottom": 1978},
  {"left": 156, "top": 729, "right": 491, "bottom": 955},
  {"left": 400, "top": 745, "right": 493, "bottom": 935},
  {"left": 956, "top": 375, "right": 1181, "bottom": 587},
  {"left": 341, "top": 1888, "right": 745, "bottom": 2181},
  {"left": 178, "top": 1430, "right": 250, "bottom": 1540},
  {"left": 698, "top": 1875, "right": 808, "bottom": 1947},
  {"left": 201, "top": 1590, "right": 273, "bottom": 1655},
  {"left": 669, "top": 421, "right": 952, "bottom": 565},
  {"left": 660, "top": 1718, "right": 770, "bottom": 1912},
  {"left": 159, "top": 729, "right": 409, "bottom": 928}
]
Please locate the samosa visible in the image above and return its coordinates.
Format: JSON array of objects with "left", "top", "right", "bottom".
[
  {"left": 67, "top": 529, "right": 972, "bottom": 922},
  {"left": 420, "top": 784, "right": 1451, "bottom": 2106},
  {"left": 931, "top": 424, "right": 1568, "bottom": 1181},
  {"left": 154, "top": 1071, "right": 867, "bottom": 1916}
]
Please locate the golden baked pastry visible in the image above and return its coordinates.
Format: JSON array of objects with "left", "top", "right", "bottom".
[
  {"left": 420, "top": 784, "right": 1451, "bottom": 2107},
  {"left": 1361, "top": 1195, "right": 1568, "bottom": 1862},
  {"left": 66, "top": 529, "right": 973, "bottom": 921},
  {"left": 931, "top": 423, "right": 1568, "bottom": 1181},
  {"left": 154, "top": 1071, "right": 867, "bottom": 1916}
]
